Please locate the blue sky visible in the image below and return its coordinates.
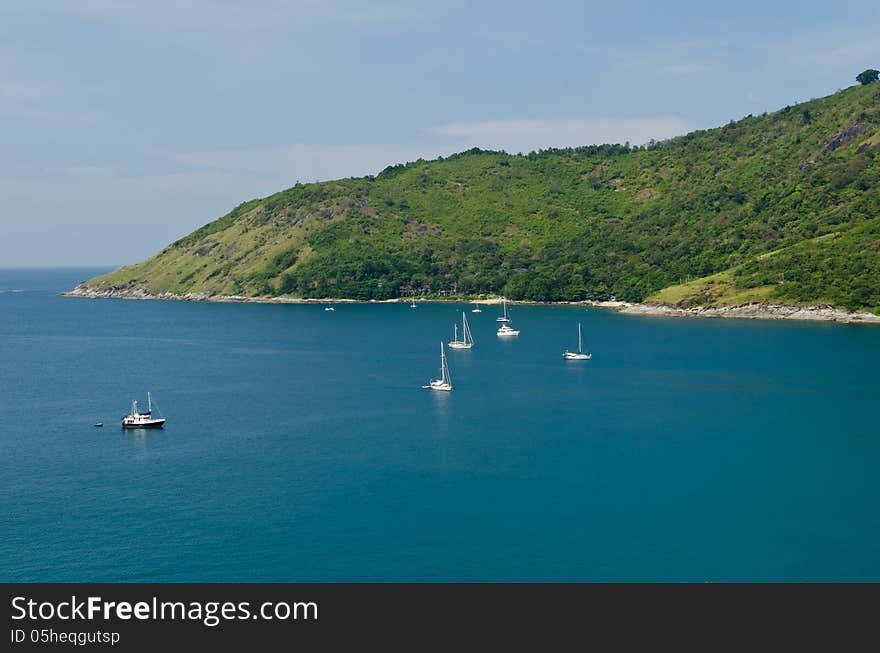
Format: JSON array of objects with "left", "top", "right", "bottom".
[{"left": 2, "top": 0, "right": 879, "bottom": 266}]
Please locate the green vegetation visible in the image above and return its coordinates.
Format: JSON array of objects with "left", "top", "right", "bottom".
[
  {"left": 84, "top": 82, "right": 880, "bottom": 314},
  {"left": 857, "top": 69, "right": 879, "bottom": 85}
]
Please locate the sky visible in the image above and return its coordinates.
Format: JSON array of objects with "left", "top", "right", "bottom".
[{"left": 2, "top": 0, "right": 879, "bottom": 266}]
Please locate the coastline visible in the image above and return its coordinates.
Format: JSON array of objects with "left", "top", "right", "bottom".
[{"left": 62, "top": 285, "right": 880, "bottom": 324}]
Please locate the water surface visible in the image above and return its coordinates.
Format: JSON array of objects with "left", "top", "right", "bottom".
[{"left": 1, "top": 268, "right": 878, "bottom": 581}]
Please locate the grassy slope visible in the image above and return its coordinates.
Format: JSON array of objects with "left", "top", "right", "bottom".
[{"left": 85, "top": 83, "right": 880, "bottom": 313}]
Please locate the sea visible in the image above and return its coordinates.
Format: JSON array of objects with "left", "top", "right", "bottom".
[{"left": 2, "top": 268, "right": 879, "bottom": 581}]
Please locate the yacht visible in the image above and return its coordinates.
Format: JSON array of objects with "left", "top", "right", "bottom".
[
  {"left": 423, "top": 343, "right": 453, "bottom": 391},
  {"left": 121, "top": 392, "right": 166, "bottom": 429},
  {"left": 495, "top": 299, "right": 511, "bottom": 322},
  {"left": 496, "top": 324, "right": 520, "bottom": 337},
  {"left": 471, "top": 303, "right": 482, "bottom": 313},
  {"left": 563, "top": 322, "right": 592, "bottom": 360},
  {"left": 448, "top": 312, "right": 474, "bottom": 349}
]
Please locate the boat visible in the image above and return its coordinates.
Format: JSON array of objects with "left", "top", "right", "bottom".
[
  {"left": 448, "top": 312, "right": 474, "bottom": 349},
  {"left": 324, "top": 305, "right": 335, "bottom": 311},
  {"left": 471, "top": 303, "right": 482, "bottom": 313},
  {"left": 121, "top": 392, "right": 166, "bottom": 429},
  {"left": 495, "top": 299, "right": 511, "bottom": 322},
  {"left": 496, "top": 324, "right": 520, "bottom": 337},
  {"left": 94, "top": 422, "right": 103, "bottom": 427},
  {"left": 423, "top": 342, "right": 453, "bottom": 391},
  {"left": 410, "top": 299, "right": 417, "bottom": 308},
  {"left": 563, "top": 322, "right": 592, "bottom": 360}
]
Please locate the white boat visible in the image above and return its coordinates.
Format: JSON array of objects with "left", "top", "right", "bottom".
[
  {"left": 324, "top": 305, "right": 335, "bottom": 311},
  {"left": 423, "top": 342, "right": 453, "bottom": 391},
  {"left": 471, "top": 303, "right": 482, "bottom": 313},
  {"left": 121, "top": 392, "right": 166, "bottom": 429},
  {"left": 495, "top": 298, "right": 511, "bottom": 322},
  {"left": 410, "top": 300, "right": 417, "bottom": 308},
  {"left": 563, "top": 322, "right": 592, "bottom": 360},
  {"left": 496, "top": 324, "right": 520, "bottom": 337},
  {"left": 448, "top": 312, "right": 474, "bottom": 349}
]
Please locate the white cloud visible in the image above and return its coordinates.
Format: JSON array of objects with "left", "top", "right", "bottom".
[
  {"left": 658, "top": 63, "right": 713, "bottom": 76},
  {"left": 0, "top": 79, "right": 55, "bottom": 102},
  {"left": 1, "top": 113, "right": 696, "bottom": 265},
  {"left": 764, "top": 31, "right": 880, "bottom": 72},
  {"left": 171, "top": 142, "right": 451, "bottom": 183},
  {"left": 426, "top": 116, "right": 695, "bottom": 153},
  {"left": 4, "top": 0, "right": 433, "bottom": 31}
]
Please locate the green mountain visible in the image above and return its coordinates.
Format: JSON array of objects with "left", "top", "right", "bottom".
[{"left": 78, "top": 83, "right": 880, "bottom": 313}]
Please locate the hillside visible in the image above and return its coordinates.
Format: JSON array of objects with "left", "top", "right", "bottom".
[{"left": 75, "top": 83, "right": 880, "bottom": 313}]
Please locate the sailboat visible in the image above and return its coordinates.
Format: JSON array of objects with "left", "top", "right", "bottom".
[
  {"left": 448, "top": 312, "right": 474, "bottom": 349},
  {"left": 410, "top": 299, "right": 417, "bottom": 308},
  {"left": 495, "top": 299, "right": 511, "bottom": 322},
  {"left": 471, "top": 303, "right": 482, "bottom": 313},
  {"left": 121, "top": 392, "right": 166, "bottom": 429},
  {"left": 563, "top": 322, "right": 591, "bottom": 360},
  {"left": 423, "top": 342, "right": 453, "bottom": 391}
]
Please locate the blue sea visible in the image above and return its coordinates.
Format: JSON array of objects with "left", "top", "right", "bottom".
[{"left": 2, "top": 268, "right": 879, "bottom": 581}]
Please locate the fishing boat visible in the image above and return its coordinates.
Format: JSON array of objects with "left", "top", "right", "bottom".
[
  {"left": 423, "top": 342, "right": 453, "bottom": 391},
  {"left": 448, "top": 312, "right": 474, "bottom": 349},
  {"left": 121, "top": 392, "right": 166, "bottom": 429},
  {"left": 495, "top": 299, "right": 511, "bottom": 322},
  {"left": 563, "top": 322, "right": 592, "bottom": 360},
  {"left": 471, "top": 303, "right": 482, "bottom": 313},
  {"left": 496, "top": 324, "right": 520, "bottom": 337}
]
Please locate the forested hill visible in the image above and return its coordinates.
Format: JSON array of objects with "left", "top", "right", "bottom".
[{"left": 79, "top": 82, "right": 880, "bottom": 313}]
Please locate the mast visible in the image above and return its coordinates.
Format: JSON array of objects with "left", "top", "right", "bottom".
[
  {"left": 440, "top": 342, "right": 451, "bottom": 385},
  {"left": 463, "top": 312, "right": 471, "bottom": 344},
  {"left": 578, "top": 323, "right": 582, "bottom": 353},
  {"left": 148, "top": 391, "right": 152, "bottom": 414},
  {"left": 453, "top": 323, "right": 459, "bottom": 342}
]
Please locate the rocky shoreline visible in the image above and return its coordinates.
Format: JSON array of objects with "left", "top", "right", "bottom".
[
  {"left": 618, "top": 301, "right": 880, "bottom": 324},
  {"left": 62, "top": 285, "right": 880, "bottom": 324}
]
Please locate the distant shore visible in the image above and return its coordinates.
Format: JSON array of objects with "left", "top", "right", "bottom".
[{"left": 62, "top": 285, "right": 880, "bottom": 324}]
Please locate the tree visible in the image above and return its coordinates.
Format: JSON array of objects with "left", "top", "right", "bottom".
[{"left": 856, "top": 69, "right": 879, "bottom": 85}]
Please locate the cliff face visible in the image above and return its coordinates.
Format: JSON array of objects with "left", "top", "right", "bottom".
[{"left": 76, "top": 84, "right": 880, "bottom": 314}]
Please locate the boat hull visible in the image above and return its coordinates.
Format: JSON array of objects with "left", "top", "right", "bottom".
[
  {"left": 448, "top": 342, "right": 473, "bottom": 349},
  {"left": 563, "top": 352, "right": 591, "bottom": 360},
  {"left": 121, "top": 419, "right": 166, "bottom": 429}
]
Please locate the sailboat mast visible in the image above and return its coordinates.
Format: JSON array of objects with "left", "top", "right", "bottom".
[
  {"left": 148, "top": 391, "right": 152, "bottom": 413},
  {"left": 578, "top": 323, "right": 582, "bottom": 353}
]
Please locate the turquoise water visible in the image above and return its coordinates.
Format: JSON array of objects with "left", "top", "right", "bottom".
[{"left": 1, "top": 268, "right": 879, "bottom": 581}]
